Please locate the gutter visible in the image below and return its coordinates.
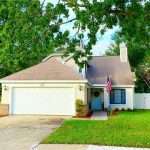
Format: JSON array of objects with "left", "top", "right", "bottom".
[
  {"left": 0, "top": 80, "right": 88, "bottom": 84},
  {"left": 89, "top": 83, "right": 135, "bottom": 88}
]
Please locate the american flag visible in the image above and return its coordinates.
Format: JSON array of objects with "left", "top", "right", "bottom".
[{"left": 106, "top": 76, "right": 112, "bottom": 93}]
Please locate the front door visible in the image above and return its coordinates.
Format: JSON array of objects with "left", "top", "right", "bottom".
[{"left": 91, "top": 91, "right": 102, "bottom": 111}]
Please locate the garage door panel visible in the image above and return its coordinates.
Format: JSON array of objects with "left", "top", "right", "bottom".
[{"left": 12, "top": 87, "right": 75, "bottom": 115}]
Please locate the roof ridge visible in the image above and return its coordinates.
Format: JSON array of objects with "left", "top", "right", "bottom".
[{"left": 42, "top": 53, "right": 63, "bottom": 62}]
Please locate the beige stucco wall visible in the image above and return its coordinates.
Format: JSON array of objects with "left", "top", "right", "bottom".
[
  {"left": 1, "top": 84, "right": 10, "bottom": 104},
  {"left": 1, "top": 82, "right": 134, "bottom": 113},
  {"left": 104, "top": 87, "right": 134, "bottom": 110},
  {"left": 1, "top": 82, "right": 88, "bottom": 106}
]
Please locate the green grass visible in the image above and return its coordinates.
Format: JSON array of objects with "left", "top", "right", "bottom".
[{"left": 42, "top": 110, "right": 150, "bottom": 148}]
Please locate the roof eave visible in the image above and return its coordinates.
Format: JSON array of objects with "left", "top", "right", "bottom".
[
  {"left": 90, "top": 83, "right": 135, "bottom": 88},
  {"left": 0, "top": 79, "right": 88, "bottom": 84}
]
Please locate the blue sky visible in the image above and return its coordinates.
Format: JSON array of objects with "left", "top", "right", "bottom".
[
  {"left": 92, "top": 27, "right": 118, "bottom": 55},
  {"left": 42, "top": 0, "right": 117, "bottom": 55}
]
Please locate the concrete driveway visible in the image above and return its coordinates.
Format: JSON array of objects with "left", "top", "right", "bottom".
[{"left": 0, "top": 115, "right": 64, "bottom": 150}]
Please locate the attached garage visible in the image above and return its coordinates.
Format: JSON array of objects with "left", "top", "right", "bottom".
[
  {"left": 11, "top": 87, "right": 75, "bottom": 115},
  {"left": 0, "top": 55, "right": 88, "bottom": 116}
]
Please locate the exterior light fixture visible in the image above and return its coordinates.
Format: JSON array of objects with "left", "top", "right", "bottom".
[
  {"left": 79, "top": 85, "right": 83, "bottom": 91},
  {"left": 4, "top": 85, "right": 8, "bottom": 91}
]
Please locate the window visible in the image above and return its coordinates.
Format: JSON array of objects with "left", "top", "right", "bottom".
[{"left": 110, "top": 89, "right": 126, "bottom": 104}]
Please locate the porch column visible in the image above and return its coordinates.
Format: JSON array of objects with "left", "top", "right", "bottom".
[{"left": 104, "top": 88, "right": 109, "bottom": 109}]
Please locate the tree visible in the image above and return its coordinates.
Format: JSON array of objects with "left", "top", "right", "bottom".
[
  {"left": 0, "top": 0, "right": 70, "bottom": 77},
  {"left": 135, "top": 54, "right": 150, "bottom": 92},
  {"left": 61, "top": 1, "right": 149, "bottom": 45}
]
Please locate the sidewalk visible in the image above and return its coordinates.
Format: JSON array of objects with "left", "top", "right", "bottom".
[
  {"left": 38, "top": 144, "right": 88, "bottom": 150},
  {"left": 38, "top": 144, "right": 150, "bottom": 150},
  {"left": 87, "top": 145, "right": 150, "bottom": 150}
]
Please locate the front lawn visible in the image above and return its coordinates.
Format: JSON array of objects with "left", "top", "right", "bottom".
[{"left": 42, "top": 110, "right": 150, "bottom": 148}]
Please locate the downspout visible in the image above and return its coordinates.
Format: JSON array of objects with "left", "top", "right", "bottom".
[{"left": 82, "top": 63, "right": 87, "bottom": 79}]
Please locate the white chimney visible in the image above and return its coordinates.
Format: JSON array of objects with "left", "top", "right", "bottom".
[{"left": 119, "top": 43, "right": 128, "bottom": 62}]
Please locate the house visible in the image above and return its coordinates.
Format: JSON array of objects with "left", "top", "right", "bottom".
[{"left": 0, "top": 44, "right": 134, "bottom": 116}]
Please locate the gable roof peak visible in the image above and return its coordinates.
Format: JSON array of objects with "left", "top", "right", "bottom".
[{"left": 42, "top": 53, "right": 63, "bottom": 62}]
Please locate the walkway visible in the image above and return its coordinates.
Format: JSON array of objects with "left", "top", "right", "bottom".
[
  {"left": 39, "top": 144, "right": 87, "bottom": 150},
  {"left": 91, "top": 111, "right": 108, "bottom": 120}
]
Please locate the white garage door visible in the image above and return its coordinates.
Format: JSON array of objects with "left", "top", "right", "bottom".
[{"left": 11, "top": 87, "right": 75, "bottom": 115}]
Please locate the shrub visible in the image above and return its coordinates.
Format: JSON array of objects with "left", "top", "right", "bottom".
[
  {"left": 75, "top": 99, "right": 88, "bottom": 117},
  {"left": 127, "top": 108, "right": 133, "bottom": 111},
  {"left": 114, "top": 108, "right": 119, "bottom": 112},
  {"left": 121, "top": 108, "right": 125, "bottom": 111}
]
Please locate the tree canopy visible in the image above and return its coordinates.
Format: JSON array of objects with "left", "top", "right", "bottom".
[{"left": 0, "top": 0, "right": 70, "bottom": 77}]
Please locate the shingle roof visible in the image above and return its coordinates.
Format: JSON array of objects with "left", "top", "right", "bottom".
[
  {"left": 1, "top": 57, "right": 83, "bottom": 81},
  {"left": 87, "top": 56, "right": 134, "bottom": 85},
  {"left": 1, "top": 55, "right": 134, "bottom": 85}
]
